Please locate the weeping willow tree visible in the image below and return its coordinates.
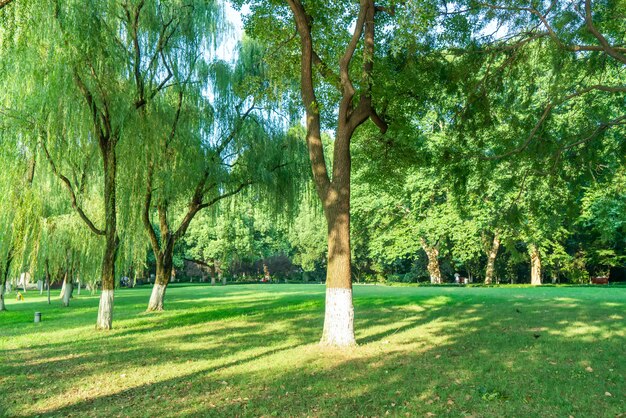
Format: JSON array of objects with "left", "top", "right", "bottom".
[
  {"left": 1, "top": 0, "right": 227, "bottom": 328},
  {"left": 0, "top": 140, "right": 40, "bottom": 310},
  {"left": 141, "top": 37, "right": 306, "bottom": 311},
  {"left": 2, "top": 0, "right": 229, "bottom": 329}
]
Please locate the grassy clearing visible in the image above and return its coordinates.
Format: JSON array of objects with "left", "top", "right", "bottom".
[{"left": 0, "top": 284, "right": 624, "bottom": 417}]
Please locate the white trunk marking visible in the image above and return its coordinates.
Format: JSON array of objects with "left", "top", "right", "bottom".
[
  {"left": 62, "top": 283, "right": 73, "bottom": 307},
  {"left": 96, "top": 290, "right": 114, "bottom": 330},
  {"left": 147, "top": 283, "right": 167, "bottom": 311},
  {"left": 320, "top": 287, "right": 356, "bottom": 347}
]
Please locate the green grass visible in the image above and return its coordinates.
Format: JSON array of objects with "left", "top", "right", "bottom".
[{"left": 0, "top": 284, "right": 624, "bottom": 417}]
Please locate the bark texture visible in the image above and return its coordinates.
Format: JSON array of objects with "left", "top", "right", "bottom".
[
  {"left": 96, "top": 290, "right": 114, "bottom": 330},
  {"left": 320, "top": 288, "right": 355, "bottom": 346},
  {"left": 421, "top": 238, "right": 442, "bottom": 284},
  {"left": 484, "top": 232, "right": 501, "bottom": 285},
  {"left": 530, "top": 244, "right": 542, "bottom": 285},
  {"left": 147, "top": 283, "right": 167, "bottom": 312},
  {"left": 97, "top": 142, "right": 119, "bottom": 330},
  {"left": 147, "top": 247, "right": 171, "bottom": 312}
]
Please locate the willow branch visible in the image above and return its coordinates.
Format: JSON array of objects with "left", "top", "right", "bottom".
[{"left": 40, "top": 137, "right": 105, "bottom": 236}]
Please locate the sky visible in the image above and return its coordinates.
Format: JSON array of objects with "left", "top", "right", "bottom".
[{"left": 215, "top": 2, "right": 245, "bottom": 62}]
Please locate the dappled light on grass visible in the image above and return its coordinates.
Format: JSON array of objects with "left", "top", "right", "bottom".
[{"left": 1, "top": 284, "right": 625, "bottom": 417}]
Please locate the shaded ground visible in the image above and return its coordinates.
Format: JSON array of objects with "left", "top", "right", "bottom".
[{"left": 0, "top": 284, "right": 624, "bottom": 417}]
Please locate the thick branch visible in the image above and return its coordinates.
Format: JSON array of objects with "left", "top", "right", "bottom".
[
  {"left": 286, "top": 0, "right": 331, "bottom": 200},
  {"left": 40, "top": 138, "right": 105, "bottom": 236},
  {"left": 142, "top": 162, "right": 161, "bottom": 255},
  {"left": 584, "top": 0, "right": 626, "bottom": 65}
]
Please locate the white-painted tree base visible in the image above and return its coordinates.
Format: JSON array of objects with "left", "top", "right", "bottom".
[
  {"left": 147, "top": 283, "right": 167, "bottom": 311},
  {"left": 96, "top": 290, "right": 114, "bottom": 330},
  {"left": 320, "top": 287, "right": 356, "bottom": 347},
  {"left": 62, "top": 283, "right": 73, "bottom": 307}
]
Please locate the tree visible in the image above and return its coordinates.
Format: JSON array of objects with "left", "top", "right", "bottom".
[
  {"left": 237, "top": 0, "right": 390, "bottom": 346},
  {"left": 18, "top": 0, "right": 225, "bottom": 328}
]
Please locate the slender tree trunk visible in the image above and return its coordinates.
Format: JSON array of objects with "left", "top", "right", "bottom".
[
  {"left": 263, "top": 261, "right": 270, "bottom": 282},
  {"left": 45, "top": 259, "right": 51, "bottom": 305},
  {"left": 484, "top": 232, "right": 500, "bottom": 285},
  {"left": 77, "top": 276, "right": 81, "bottom": 296},
  {"left": 97, "top": 146, "right": 119, "bottom": 330},
  {"left": 529, "top": 244, "right": 542, "bottom": 285},
  {"left": 147, "top": 250, "right": 173, "bottom": 312},
  {"left": 0, "top": 251, "right": 12, "bottom": 311},
  {"left": 60, "top": 272, "right": 67, "bottom": 300},
  {"left": 420, "top": 238, "right": 442, "bottom": 284},
  {"left": 38, "top": 279, "right": 43, "bottom": 295},
  {"left": 217, "top": 262, "right": 225, "bottom": 286},
  {"left": 320, "top": 166, "right": 356, "bottom": 347},
  {"left": 0, "top": 282, "right": 5, "bottom": 311},
  {"left": 210, "top": 259, "right": 216, "bottom": 286}
]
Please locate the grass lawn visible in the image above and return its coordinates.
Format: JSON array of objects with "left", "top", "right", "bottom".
[{"left": 0, "top": 284, "right": 624, "bottom": 417}]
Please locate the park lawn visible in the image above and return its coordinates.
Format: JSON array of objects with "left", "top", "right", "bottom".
[{"left": 0, "top": 284, "right": 624, "bottom": 418}]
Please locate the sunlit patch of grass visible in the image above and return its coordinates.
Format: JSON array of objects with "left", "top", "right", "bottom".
[{"left": 0, "top": 284, "right": 625, "bottom": 417}]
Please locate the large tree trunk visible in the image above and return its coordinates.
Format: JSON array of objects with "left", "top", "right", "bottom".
[
  {"left": 287, "top": 0, "right": 385, "bottom": 347},
  {"left": 484, "top": 232, "right": 500, "bottom": 285},
  {"left": 96, "top": 146, "right": 119, "bottom": 330},
  {"left": 147, "top": 250, "right": 173, "bottom": 312},
  {"left": 421, "top": 238, "right": 442, "bottom": 284},
  {"left": 320, "top": 155, "right": 356, "bottom": 347},
  {"left": 529, "top": 244, "right": 542, "bottom": 285}
]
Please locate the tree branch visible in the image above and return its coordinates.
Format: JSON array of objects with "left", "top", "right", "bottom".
[
  {"left": 40, "top": 136, "right": 105, "bottom": 236},
  {"left": 0, "top": 0, "right": 15, "bottom": 10}
]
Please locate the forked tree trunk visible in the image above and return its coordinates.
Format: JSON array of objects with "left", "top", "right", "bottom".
[
  {"left": 147, "top": 250, "right": 173, "bottom": 312},
  {"left": 420, "top": 238, "right": 442, "bottom": 284},
  {"left": 287, "top": 0, "right": 385, "bottom": 347},
  {"left": 529, "top": 244, "right": 542, "bottom": 285},
  {"left": 484, "top": 232, "right": 500, "bottom": 285}
]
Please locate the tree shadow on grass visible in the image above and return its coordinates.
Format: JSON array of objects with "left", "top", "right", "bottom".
[{"left": 1, "top": 286, "right": 624, "bottom": 417}]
